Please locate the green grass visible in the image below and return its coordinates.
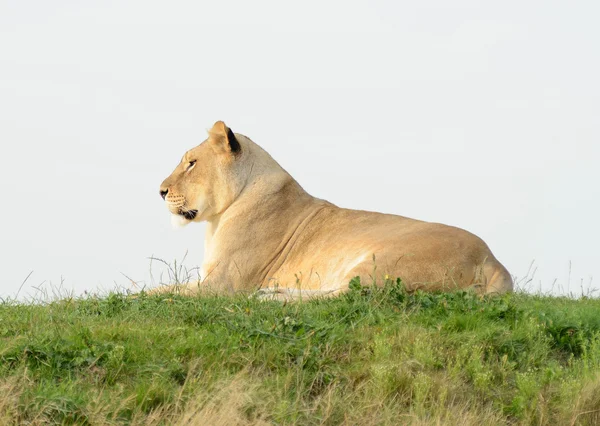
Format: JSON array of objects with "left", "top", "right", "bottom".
[{"left": 2, "top": 279, "right": 600, "bottom": 425}]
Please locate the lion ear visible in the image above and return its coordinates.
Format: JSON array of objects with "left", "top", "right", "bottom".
[{"left": 208, "top": 121, "right": 241, "bottom": 155}]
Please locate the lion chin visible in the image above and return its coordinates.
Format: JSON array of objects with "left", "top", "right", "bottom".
[
  {"left": 156, "top": 120, "right": 514, "bottom": 299},
  {"left": 170, "top": 214, "right": 191, "bottom": 229}
]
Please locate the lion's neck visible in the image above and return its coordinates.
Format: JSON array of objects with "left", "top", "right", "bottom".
[
  {"left": 201, "top": 176, "right": 329, "bottom": 287},
  {"left": 204, "top": 215, "right": 220, "bottom": 256}
]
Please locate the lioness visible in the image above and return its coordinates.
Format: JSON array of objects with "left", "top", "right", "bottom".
[{"left": 156, "top": 121, "right": 512, "bottom": 298}]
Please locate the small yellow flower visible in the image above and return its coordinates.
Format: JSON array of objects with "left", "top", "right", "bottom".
[{"left": 384, "top": 274, "right": 391, "bottom": 281}]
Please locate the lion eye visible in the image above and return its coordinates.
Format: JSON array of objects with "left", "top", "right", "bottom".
[{"left": 186, "top": 160, "right": 196, "bottom": 171}]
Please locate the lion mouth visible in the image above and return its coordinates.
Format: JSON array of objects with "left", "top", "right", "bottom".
[{"left": 179, "top": 209, "right": 198, "bottom": 220}]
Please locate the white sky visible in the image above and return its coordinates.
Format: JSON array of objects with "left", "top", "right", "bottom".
[{"left": 1, "top": 0, "right": 598, "bottom": 299}]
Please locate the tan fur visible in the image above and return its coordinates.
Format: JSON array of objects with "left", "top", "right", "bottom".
[{"left": 156, "top": 121, "right": 513, "bottom": 297}]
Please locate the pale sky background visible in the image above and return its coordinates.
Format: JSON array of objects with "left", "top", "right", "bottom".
[{"left": 0, "top": 0, "right": 598, "bottom": 299}]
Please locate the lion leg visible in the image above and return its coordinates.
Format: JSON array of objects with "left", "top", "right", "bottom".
[
  {"left": 147, "top": 281, "right": 201, "bottom": 296},
  {"left": 482, "top": 262, "right": 514, "bottom": 294},
  {"left": 254, "top": 287, "right": 341, "bottom": 302}
]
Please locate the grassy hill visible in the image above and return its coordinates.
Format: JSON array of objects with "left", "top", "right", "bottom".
[{"left": 2, "top": 279, "right": 600, "bottom": 425}]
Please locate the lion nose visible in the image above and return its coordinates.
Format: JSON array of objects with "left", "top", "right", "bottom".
[{"left": 160, "top": 189, "right": 168, "bottom": 200}]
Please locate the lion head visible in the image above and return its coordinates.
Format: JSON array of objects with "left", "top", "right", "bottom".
[{"left": 159, "top": 121, "right": 250, "bottom": 227}]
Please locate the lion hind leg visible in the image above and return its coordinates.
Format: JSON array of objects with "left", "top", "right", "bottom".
[{"left": 483, "top": 262, "right": 514, "bottom": 294}]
